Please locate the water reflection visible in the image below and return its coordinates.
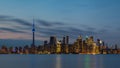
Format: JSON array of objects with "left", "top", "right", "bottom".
[
  {"left": 90, "top": 55, "right": 96, "bottom": 68},
  {"left": 99, "top": 55, "right": 103, "bottom": 68},
  {"left": 84, "top": 55, "right": 103, "bottom": 68},
  {"left": 0, "top": 55, "right": 117, "bottom": 68},
  {"left": 55, "top": 55, "right": 61, "bottom": 68},
  {"left": 84, "top": 55, "right": 90, "bottom": 68}
]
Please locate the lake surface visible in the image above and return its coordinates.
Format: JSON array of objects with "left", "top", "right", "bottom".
[{"left": 0, "top": 54, "right": 120, "bottom": 68}]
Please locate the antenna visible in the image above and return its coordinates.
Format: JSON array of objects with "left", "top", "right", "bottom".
[{"left": 32, "top": 18, "right": 35, "bottom": 32}]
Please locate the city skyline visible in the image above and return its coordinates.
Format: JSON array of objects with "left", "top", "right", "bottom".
[
  {"left": 0, "top": 0, "right": 120, "bottom": 46},
  {"left": 0, "top": 35, "right": 119, "bottom": 54}
]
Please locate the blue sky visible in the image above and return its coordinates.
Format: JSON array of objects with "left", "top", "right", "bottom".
[{"left": 0, "top": 0, "right": 120, "bottom": 46}]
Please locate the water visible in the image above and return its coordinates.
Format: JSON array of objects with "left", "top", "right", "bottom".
[{"left": 0, "top": 54, "right": 120, "bottom": 68}]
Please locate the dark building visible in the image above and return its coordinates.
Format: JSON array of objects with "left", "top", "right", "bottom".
[
  {"left": 66, "top": 36, "right": 69, "bottom": 45},
  {"left": 44, "top": 40, "right": 48, "bottom": 45},
  {"left": 90, "top": 36, "right": 94, "bottom": 41},
  {"left": 44, "top": 40, "right": 50, "bottom": 52},
  {"left": 49, "top": 36, "right": 57, "bottom": 53},
  {"left": 61, "top": 36, "right": 69, "bottom": 54},
  {"left": 49, "top": 36, "right": 57, "bottom": 46},
  {"left": 78, "top": 36, "right": 83, "bottom": 53},
  {"left": 62, "top": 37, "right": 66, "bottom": 45}
]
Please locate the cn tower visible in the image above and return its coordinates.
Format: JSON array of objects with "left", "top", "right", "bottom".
[{"left": 32, "top": 19, "right": 35, "bottom": 46}]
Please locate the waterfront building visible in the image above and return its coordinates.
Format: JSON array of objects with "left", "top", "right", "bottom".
[
  {"left": 62, "top": 37, "right": 66, "bottom": 45},
  {"left": 37, "top": 45, "right": 44, "bottom": 54},
  {"left": 73, "top": 41, "right": 80, "bottom": 54},
  {"left": 8, "top": 46, "right": 14, "bottom": 54},
  {"left": 0, "top": 45, "right": 8, "bottom": 54},
  {"left": 56, "top": 41, "right": 61, "bottom": 54},
  {"left": 49, "top": 36, "right": 57, "bottom": 53},
  {"left": 61, "top": 36, "right": 69, "bottom": 54},
  {"left": 49, "top": 36, "right": 57, "bottom": 46},
  {"left": 19, "top": 46, "right": 23, "bottom": 54},
  {"left": 78, "top": 36, "right": 83, "bottom": 53},
  {"left": 44, "top": 40, "right": 48, "bottom": 52},
  {"left": 66, "top": 36, "right": 69, "bottom": 45},
  {"left": 91, "top": 42, "right": 99, "bottom": 54},
  {"left": 72, "top": 36, "right": 100, "bottom": 54},
  {"left": 43, "top": 40, "right": 50, "bottom": 54}
]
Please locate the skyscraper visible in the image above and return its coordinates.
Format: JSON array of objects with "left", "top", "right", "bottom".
[
  {"left": 62, "top": 36, "right": 66, "bottom": 45},
  {"left": 49, "top": 36, "right": 57, "bottom": 46},
  {"left": 78, "top": 36, "right": 83, "bottom": 53},
  {"left": 66, "top": 36, "right": 69, "bottom": 45},
  {"left": 49, "top": 36, "right": 57, "bottom": 53}
]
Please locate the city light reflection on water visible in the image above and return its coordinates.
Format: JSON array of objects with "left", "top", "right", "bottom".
[
  {"left": 84, "top": 55, "right": 90, "bottom": 68},
  {"left": 58, "top": 54, "right": 104, "bottom": 68},
  {"left": 83, "top": 55, "right": 104, "bottom": 68},
  {"left": 55, "top": 55, "right": 61, "bottom": 68}
]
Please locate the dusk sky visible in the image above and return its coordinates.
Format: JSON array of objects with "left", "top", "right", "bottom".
[{"left": 0, "top": 0, "right": 120, "bottom": 46}]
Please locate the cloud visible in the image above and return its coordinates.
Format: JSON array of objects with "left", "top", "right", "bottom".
[
  {"left": 0, "top": 15, "right": 32, "bottom": 27},
  {"left": 86, "top": 27, "right": 96, "bottom": 31},
  {"left": 0, "top": 15, "right": 99, "bottom": 44},
  {"left": 10, "top": 18, "right": 32, "bottom": 26},
  {"left": 0, "top": 30, "right": 4, "bottom": 33},
  {"left": 13, "top": 25, "right": 31, "bottom": 30},
  {"left": 37, "top": 19, "right": 65, "bottom": 27},
  {"left": 0, "top": 15, "right": 12, "bottom": 18},
  {"left": 0, "top": 27, "right": 26, "bottom": 33},
  {"left": 78, "top": 24, "right": 97, "bottom": 31},
  {"left": 53, "top": 22, "right": 65, "bottom": 25},
  {"left": 37, "top": 19, "right": 52, "bottom": 26},
  {"left": 0, "top": 15, "right": 97, "bottom": 38},
  {"left": 77, "top": 24, "right": 109, "bottom": 34},
  {"left": 0, "top": 15, "right": 33, "bottom": 33},
  {"left": 67, "top": 27, "right": 96, "bottom": 35},
  {"left": 97, "top": 29, "right": 108, "bottom": 34},
  {"left": 37, "top": 26, "right": 97, "bottom": 40}
]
